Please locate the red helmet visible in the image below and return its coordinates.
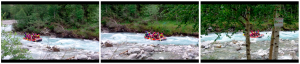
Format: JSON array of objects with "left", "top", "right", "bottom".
[{"left": 161, "top": 33, "right": 163, "bottom": 34}]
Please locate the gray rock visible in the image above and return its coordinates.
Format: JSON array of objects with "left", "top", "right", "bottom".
[
  {"left": 143, "top": 46, "right": 154, "bottom": 52},
  {"left": 90, "top": 54, "right": 99, "bottom": 59},
  {"left": 104, "top": 40, "right": 113, "bottom": 47},
  {"left": 127, "top": 53, "right": 138, "bottom": 59},
  {"left": 77, "top": 55, "right": 88, "bottom": 60},
  {"left": 128, "top": 48, "right": 141, "bottom": 54}
]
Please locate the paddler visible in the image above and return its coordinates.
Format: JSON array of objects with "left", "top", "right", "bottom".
[
  {"left": 157, "top": 32, "right": 160, "bottom": 39},
  {"left": 28, "top": 34, "right": 31, "bottom": 41},
  {"left": 147, "top": 32, "right": 151, "bottom": 38},
  {"left": 160, "top": 33, "right": 164, "bottom": 38},
  {"left": 145, "top": 31, "right": 148, "bottom": 37},
  {"left": 37, "top": 34, "right": 40, "bottom": 38},
  {"left": 24, "top": 32, "right": 27, "bottom": 39},
  {"left": 153, "top": 32, "right": 158, "bottom": 39}
]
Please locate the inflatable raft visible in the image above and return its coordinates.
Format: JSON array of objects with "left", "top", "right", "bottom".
[
  {"left": 144, "top": 36, "right": 167, "bottom": 41},
  {"left": 23, "top": 38, "right": 42, "bottom": 42},
  {"left": 244, "top": 34, "right": 264, "bottom": 38}
]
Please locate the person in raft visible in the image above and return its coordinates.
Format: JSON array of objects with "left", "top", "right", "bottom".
[
  {"left": 153, "top": 32, "right": 158, "bottom": 39},
  {"left": 145, "top": 31, "right": 149, "bottom": 37},
  {"left": 37, "top": 34, "right": 40, "bottom": 38},
  {"left": 160, "top": 33, "right": 164, "bottom": 38},
  {"left": 152, "top": 32, "right": 156, "bottom": 38},
  {"left": 256, "top": 30, "right": 260, "bottom": 35}
]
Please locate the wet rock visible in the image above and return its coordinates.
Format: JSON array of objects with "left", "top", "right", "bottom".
[
  {"left": 27, "top": 45, "right": 32, "bottom": 47},
  {"left": 232, "top": 40, "right": 238, "bottom": 44},
  {"left": 128, "top": 48, "right": 141, "bottom": 54},
  {"left": 201, "top": 45, "right": 205, "bottom": 48},
  {"left": 77, "top": 55, "right": 88, "bottom": 60},
  {"left": 90, "top": 54, "right": 99, "bottom": 59},
  {"left": 143, "top": 46, "right": 154, "bottom": 52},
  {"left": 127, "top": 53, "right": 137, "bottom": 59},
  {"left": 236, "top": 46, "right": 241, "bottom": 51},
  {"left": 52, "top": 46, "right": 60, "bottom": 52},
  {"left": 146, "top": 57, "right": 154, "bottom": 60},
  {"left": 289, "top": 51, "right": 298, "bottom": 60},
  {"left": 104, "top": 40, "right": 113, "bottom": 47}
]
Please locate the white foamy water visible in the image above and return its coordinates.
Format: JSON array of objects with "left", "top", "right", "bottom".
[
  {"left": 201, "top": 31, "right": 299, "bottom": 42},
  {"left": 1, "top": 25, "right": 13, "bottom": 32},
  {"left": 101, "top": 33, "right": 199, "bottom": 45}
]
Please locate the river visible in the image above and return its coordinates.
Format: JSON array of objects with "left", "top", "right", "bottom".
[
  {"left": 2, "top": 24, "right": 99, "bottom": 60},
  {"left": 201, "top": 31, "right": 299, "bottom": 60},
  {"left": 101, "top": 33, "right": 199, "bottom": 45}
]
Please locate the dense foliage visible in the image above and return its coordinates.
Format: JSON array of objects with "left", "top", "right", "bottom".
[
  {"left": 201, "top": 4, "right": 298, "bottom": 36},
  {"left": 101, "top": 4, "right": 199, "bottom": 36},
  {"left": 1, "top": 4, "right": 99, "bottom": 39}
]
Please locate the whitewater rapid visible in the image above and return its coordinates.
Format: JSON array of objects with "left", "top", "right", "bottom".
[
  {"left": 201, "top": 31, "right": 299, "bottom": 42},
  {"left": 101, "top": 33, "right": 199, "bottom": 45}
]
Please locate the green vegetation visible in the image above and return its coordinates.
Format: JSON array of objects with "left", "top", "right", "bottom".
[
  {"left": 1, "top": 24, "right": 32, "bottom": 60},
  {"left": 1, "top": 4, "right": 99, "bottom": 39},
  {"left": 201, "top": 4, "right": 298, "bottom": 35},
  {"left": 101, "top": 4, "right": 198, "bottom": 36}
]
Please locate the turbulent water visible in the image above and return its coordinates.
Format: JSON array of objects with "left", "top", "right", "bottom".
[
  {"left": 101, "top": 33, "right": 199, "bottom": 45},
  {"left": 201, "top": 31, "right": 299, "bottom": 42},
  {"left": 201, "top": 31, "right": 299, "bottom": 60},
  {"left": 2, "top": 25, "right": 99, "bottom": 59}
]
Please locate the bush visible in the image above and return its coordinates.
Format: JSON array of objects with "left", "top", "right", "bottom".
[{"left": 1, "top": 31, "right": 32, "bottom": 60}]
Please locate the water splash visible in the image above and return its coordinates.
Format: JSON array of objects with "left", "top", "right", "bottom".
[
  {"left": 201, "top": 31, "right": 299, "bottom": 42},
  {"left": 101, "top": 33, "right": 199, "bottom": 45}
]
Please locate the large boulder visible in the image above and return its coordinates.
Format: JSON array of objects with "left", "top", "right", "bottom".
[{"left": 104, "top": 40, "right": 113, "bottom": 47}]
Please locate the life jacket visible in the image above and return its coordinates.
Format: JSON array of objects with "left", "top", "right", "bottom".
[
  {"left": 37, "top": 35, "right": 40, "bottom": 38},
  {"left": 160, "top": 34, "right": 164, "bottom": 37}
]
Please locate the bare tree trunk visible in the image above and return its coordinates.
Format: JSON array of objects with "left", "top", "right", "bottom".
[
  {"left": 273, "top": 5, "right": 281, "bottom": 60},
  {"left": 245, "top": 6, "right": 251, "bottom": 60},
  {"left": 269, "top": 27, "right": 275, "bottom": 59}
]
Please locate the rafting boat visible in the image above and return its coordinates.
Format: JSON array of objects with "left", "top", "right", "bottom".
[
  {"left": 23, "top": 38, "right": 42, "bottom": 42},
  {"left": 144, "top": 36, "right": 167, "bottom": 41}
]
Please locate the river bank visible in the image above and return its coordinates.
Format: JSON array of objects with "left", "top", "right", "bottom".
[
  {"left": 101, "top": 40, "right": 199, "bottom": 60},
  {"left": 201, "top": 39, "right": 298, "bottom": 60}
]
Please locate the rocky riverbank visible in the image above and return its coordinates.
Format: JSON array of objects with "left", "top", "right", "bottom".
[
  {"left": 101, "top": 40, "right": 199, "bottom": 60},
  {"left": 201, "top": 39, "right": 298, "bottom": 60}
]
